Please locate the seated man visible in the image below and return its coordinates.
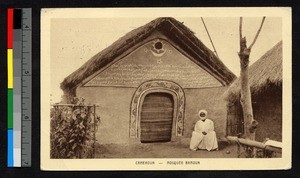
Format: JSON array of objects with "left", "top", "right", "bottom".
[{"left": 189, "top": 109, "right": 218, "bottom": 151}]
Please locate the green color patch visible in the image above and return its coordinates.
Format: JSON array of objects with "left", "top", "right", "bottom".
[{"left": 8, "top": 89, "right": 13, "bottom": 129}]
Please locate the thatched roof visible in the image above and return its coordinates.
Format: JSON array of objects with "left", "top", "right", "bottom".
[
  {"left": 224, "top": 41, "right": 282, "bottom": 103},
  {"left": 61, "top": 17, "right": 236, "bottom": 94}
]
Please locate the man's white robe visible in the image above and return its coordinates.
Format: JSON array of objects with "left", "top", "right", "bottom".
[{"left": 189, "top": 119, "right": 218, "bottom": 151}]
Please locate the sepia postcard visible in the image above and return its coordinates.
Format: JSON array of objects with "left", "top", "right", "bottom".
[{"left": 41, "top": 7, "right": 292, "bottom": 170}]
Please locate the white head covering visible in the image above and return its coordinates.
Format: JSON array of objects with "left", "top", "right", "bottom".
[{"left": 198, "top": 109, "right": 207, "bottom": 120}]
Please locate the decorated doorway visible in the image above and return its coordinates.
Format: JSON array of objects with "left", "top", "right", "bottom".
[{"left": 130, "top": 80, "right": 185, "bottom": 140}]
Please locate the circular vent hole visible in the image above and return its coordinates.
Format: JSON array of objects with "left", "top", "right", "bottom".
[{"left": 154, "top": 42, "right": 163, "bottom": 50}]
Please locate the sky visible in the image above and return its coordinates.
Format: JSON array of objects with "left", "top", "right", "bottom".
[{"left": 50, "top": 17, "right": 282, "bottom": 103}]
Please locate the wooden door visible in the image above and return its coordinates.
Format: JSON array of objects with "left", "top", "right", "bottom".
[
  {"left": 227, "top": 102, "right": 244, "bottom": 136},
  {"left": 140, "top": 92, "right": 174, "bottom": 143}
]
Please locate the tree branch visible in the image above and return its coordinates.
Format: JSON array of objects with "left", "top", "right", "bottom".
[
  {"left": 239, "top": 17, "right": 243, "bottom": 51},
  {"left": 248, "top": 16, "right": 266, "bottom": 49}
]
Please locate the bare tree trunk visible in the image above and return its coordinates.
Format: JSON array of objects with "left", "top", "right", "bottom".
[
  {"left": 238, "top": 17, "right": 265, "bottom": 157},
  {"left": 239, "top": 37, "right": 257, "bottom": 141}
]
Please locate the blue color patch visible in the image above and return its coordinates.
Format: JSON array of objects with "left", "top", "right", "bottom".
[{"left": 7, "top": 129, "right": 13, "bottom": 167}]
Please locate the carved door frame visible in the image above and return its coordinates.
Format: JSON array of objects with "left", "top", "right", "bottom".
[{"left": 129, "top": 80, "right": 185, "bottom": 138}]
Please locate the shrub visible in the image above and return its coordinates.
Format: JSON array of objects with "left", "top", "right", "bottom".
[{"left": 50, "top": 97, "right": 100, "bottom": 158}]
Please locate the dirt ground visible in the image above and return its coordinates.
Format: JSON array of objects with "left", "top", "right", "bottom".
[{"left": 95, "top": 140, "right": 238, "bottom": 158}]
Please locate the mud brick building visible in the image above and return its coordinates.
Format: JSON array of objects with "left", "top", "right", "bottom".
[{"left": 61, "top": 17, "right": 236, "bottom": 144}]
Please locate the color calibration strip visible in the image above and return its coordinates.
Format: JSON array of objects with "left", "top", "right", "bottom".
[{"left": 7, "top": 8, "right": 32, "bottom": 167}]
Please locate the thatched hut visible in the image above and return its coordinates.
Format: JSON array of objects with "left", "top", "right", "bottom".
[
  {"left": 61, "top": 17, "right": 236, "bottom": 144},
  {"left": 224, "top": 41, "right": 282, "bottom": 142}
]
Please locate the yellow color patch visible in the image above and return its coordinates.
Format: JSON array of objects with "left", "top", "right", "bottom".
[{"left": 7, "top": 49, "right": 13, "bottom": 88}]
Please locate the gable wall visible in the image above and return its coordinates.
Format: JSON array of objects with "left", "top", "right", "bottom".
[{"left": 83, "top": 32, "right": 222, "bottom": 89}]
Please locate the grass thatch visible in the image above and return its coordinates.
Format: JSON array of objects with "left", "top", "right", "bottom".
[
  {"left": 224, "top": 41, "right": 282, "bottom": 104},
  {"left": 61, "top": 17, "right": 236, "bottom": 94}
]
